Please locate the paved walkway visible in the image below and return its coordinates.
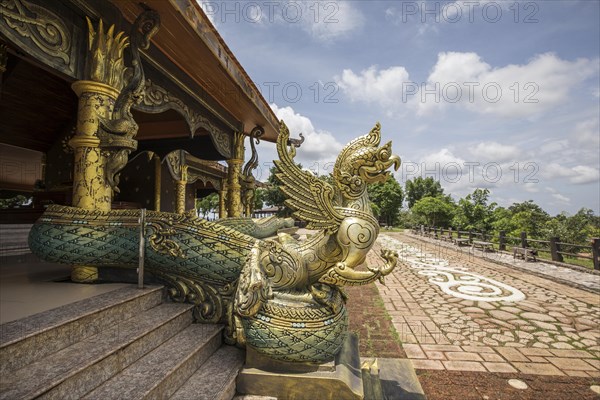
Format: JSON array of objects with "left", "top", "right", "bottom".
[
  {"left": 370, "top": 233, "right": 600, "bottom": 378},
  {"left": 407, "top": 231, "right": 600, "bottom": 292}
]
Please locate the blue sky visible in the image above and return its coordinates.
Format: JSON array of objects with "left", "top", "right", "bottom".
[{"left": 201, "top": 1, "right": 599, "bottom": 215}]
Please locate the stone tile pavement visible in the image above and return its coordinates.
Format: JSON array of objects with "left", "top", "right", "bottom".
[{"left": 369, "top": 232, "right": 600, "bottom": 378}]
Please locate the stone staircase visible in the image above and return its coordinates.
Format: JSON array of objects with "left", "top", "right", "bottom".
[{"left": 0, "top": 285, "right": 244, "bottom": 400}]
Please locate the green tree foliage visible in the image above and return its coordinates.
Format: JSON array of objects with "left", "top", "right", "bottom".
[
  {"left": 196, "top": 192, "right": 219, "bottom": 219},
  {"left": 545, "top": 208, "right": 600, "bottom": 246},
  {"left": 411, "top": 196, "right": 455, "bottom": 227},
  {"left": 452, "top": 188, "right": 497, "bottom": 232},
  {"left": 405, "top": 177, "right": 445, "bottom": 208},
  {"left": 254, "top": 188, "right": 266, "bottom": 211},
  {"left": 263, "top": 165, "right": 296, "bottom": 217},
  {"left": 506, "top": 200, "right": 550, "bottom": 238},
  {"left": 368, "top": 175, "right": 404, "bottom": 226}
]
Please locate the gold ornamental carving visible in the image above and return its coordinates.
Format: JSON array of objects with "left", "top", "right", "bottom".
[
  {"left": 0, "top": 0, "right": 72, "bottom": 70},
  {"left": 219, "top": 183, "right": 228, "bottom": 219},
  {"left": 84, "top": 17, "right": 129, "bottom": 91},
  {"left": 241, "top": 126, "right": 263, "bottom": 217},
  {"left": 226, "top": 131, "right": 245, "bottom": 217},
  {"left": 135, "top": 79, "right": 232, "bottom": 158},
  {"left": 176, "top": 165, "right": 188, "bottom": 214}
]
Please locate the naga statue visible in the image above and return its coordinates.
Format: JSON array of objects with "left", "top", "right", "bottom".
[{"left": 29, "top": 121, "right": 400, "bottom": 363}]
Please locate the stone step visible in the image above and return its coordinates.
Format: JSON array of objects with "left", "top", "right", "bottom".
[
  {"left": 0, "top": 302, "right": 193, "bottom": 400},
  {"left": 83, "top": 323, "right": 224, "bottom": 400},
  {"left": 171, "top": 345, "right": 245, "bottom": 400},
  {"left": 0, "top": 285, "right": 164, "bottom": 375},
  {"left": 0, "top": 224, "right": 32, "bottom": 256}
]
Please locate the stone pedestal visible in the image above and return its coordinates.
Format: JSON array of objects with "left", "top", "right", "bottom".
[
  {"left": 236, "top": 333, "right": 428, "bottom": 400},
  {"left": 236, "top": 333, "right": 363, "bottom": 400}
]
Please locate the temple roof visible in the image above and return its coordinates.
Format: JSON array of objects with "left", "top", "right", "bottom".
[{"left": 111, "top": 0, "right": 279, "bottom": 142}]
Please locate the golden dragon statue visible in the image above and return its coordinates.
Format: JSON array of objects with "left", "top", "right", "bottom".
[{"left": 29, "top": 121, "right": 400, "bottom": 363}]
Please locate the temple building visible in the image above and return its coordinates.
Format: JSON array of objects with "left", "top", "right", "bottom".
[
  {"left": 0, "top": 2, "right": 417, "bottom": 399},
  {"left": 0, "top": 0, "right": 279, "bottom": 227}
]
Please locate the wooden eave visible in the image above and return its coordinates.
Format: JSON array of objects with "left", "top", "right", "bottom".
[{"left": 110, "top": 0, "right": 280, "bottom": 142}]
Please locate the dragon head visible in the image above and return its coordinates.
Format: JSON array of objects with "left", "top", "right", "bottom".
[{"left": 333, "top": 123, "right": 400, "bottom": 200}]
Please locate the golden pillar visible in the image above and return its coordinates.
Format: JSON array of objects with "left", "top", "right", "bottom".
[
  {"left": 176, "top": 165, "right": 188, "bottom": 214},
  {"left": 69, "top": 19, "right": 129, "bottom": 282},
  {"left": 227, "top": 132, "right": 245, "bottom": 217},
  {"left": 219, "top": 182, "right": 227, "bottom": 219},
  {"left": 154, "top": 155, "right": 161, "bottom": 211},
  {"left": 227, "top": 159, "right": 243, "bottom": 217}
]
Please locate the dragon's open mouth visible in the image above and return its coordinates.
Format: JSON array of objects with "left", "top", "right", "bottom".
[{"left": 361, "top": 153, "right": 401, "bottom": 182}]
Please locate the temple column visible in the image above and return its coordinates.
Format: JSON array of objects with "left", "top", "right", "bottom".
[
  {"left": 227, "top": 159, "right": 243, "bottom": 217},
  {"left": 219, "top": 182, "right": 227, "bottom": 219},
  {"left": 227, "top": 132, "right": 245, "bottom": 217},
  {"left": 176, "top": 165, "right": 188, "bottom": 214},
  {"left": 154, "top": 155, "right": 161, "bottom": 211},
  {"left": 68, "top": 19, "right": 129, "bottom": 283}
]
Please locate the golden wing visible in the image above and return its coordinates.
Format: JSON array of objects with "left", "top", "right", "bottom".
[{"left": 274, "top": 121, "right": 344, "bottom": 233}]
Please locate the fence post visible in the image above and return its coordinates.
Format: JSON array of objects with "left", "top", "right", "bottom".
[
  {"left": 549, "top": 237, "right": 563, "bottom": 262},
  {"left": 434, "top": 227, "right": 438, "bottom": 238},
  {"left": 448, "top": 228, "right": 453, "bottom": 241},
  {"left": 592, "top": 238, "right": 600, "bottom": 271},
  {"left": 499, "top": 231, "right": 506, "bottom": 251},
  {"left": 520, "top": 232, "right": 528, "bottom": 248},
  {"left": 457, "top": 229, "right": 462, "bottom": 239},
  {"left": 469, "top": 230, "right": 474, "bottom": 244},
  {"left": 420, "top": 225, "right": 424, "bottom": 235}
]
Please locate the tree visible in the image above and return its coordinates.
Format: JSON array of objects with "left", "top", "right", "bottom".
[
  {"left": 507, "top": 200, "right": 550, "bottom": 238},
  {"left": 254, "top": 188, "right": 266, "bottom": 211},
  {"left": 405, "top": 177, "right": 445, "bottom": 208},
  {"left": 491, "top": 206, "right": 516, "bottom": 233},
  {"left": 545, "top": 208, "right": 600, "bottom": 245},
  {"left": 411, "top": 196, "right": 455, "bottom": 227},
  {"left": 452, "top": 188, "right": 496, "bottom": 232},
  {"left": 368, "top": 175, "right": 404, "bottom": 226},
  {"left": 196, "top": 192, "right": 219, "bottom": 219},
  {"left": 263, "top": 166, "right": 293, "bottom": 217}
]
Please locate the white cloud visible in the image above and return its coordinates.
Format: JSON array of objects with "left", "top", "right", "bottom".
[
  {"left": 468, "top": 142, "right": 520, "bottom": 163},
  {"left": 417, "top": 52, "right": 599, "bottom": 117},
  {"left": 422, "top": 148, "right": 465, "bottom": 167},
  {"left": 523, "top": 183, "right": 539, "bottom": 193},
  {"left": 539, "top": 139, "right": 570, "bottom": 155},
  {"left": 385, "top": 1, "right": 522, "bottom": 37},
  {"left": 539, "top": 162, "right": 599, "bottom": 185},
  {"left": 552, "top": 193, "right": 571, "bottom": 204},
  {"left": 335, "top": 52, "right": 598, "bottom": 118},
  {"left": 301, "top": 1, "right": 365, "bottom": 42},
  {"left": 335, "top": 65, "right": 411, "bottom": 116},
  {"left": 572, "top": 117, "right": 600, "bottom": 148},
  {"left": 541, "top": 163, "right": 578, "bottom": 180},
  {"left": 268, "top": 104, "right": 343, "bottom": 173},
  {"left": 198, "top": 1, "right": 363, "bottom": 42},
  {"left": 570, "top": 165, "right": 599, "bottom": 184}
]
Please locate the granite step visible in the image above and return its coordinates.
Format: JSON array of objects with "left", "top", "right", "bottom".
[
  {"left": 171, "top": 345, "right": 245, "bottom": 400},
  {"left": 83, "top": 323, "right": 224, "bottom": 400},
  {"left": 0, "top": 302, "right": 194, "bottom": 400},
  {"left": 0, "top": 224, "right": 32, "bottom": 256},
  {"left": 0, "top": 285, "right": 164, "bottom": 375}
]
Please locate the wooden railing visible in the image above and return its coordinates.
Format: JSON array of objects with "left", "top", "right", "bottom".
[{"left": 411, "top": 225, "right": 600, "bottom": 270}]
